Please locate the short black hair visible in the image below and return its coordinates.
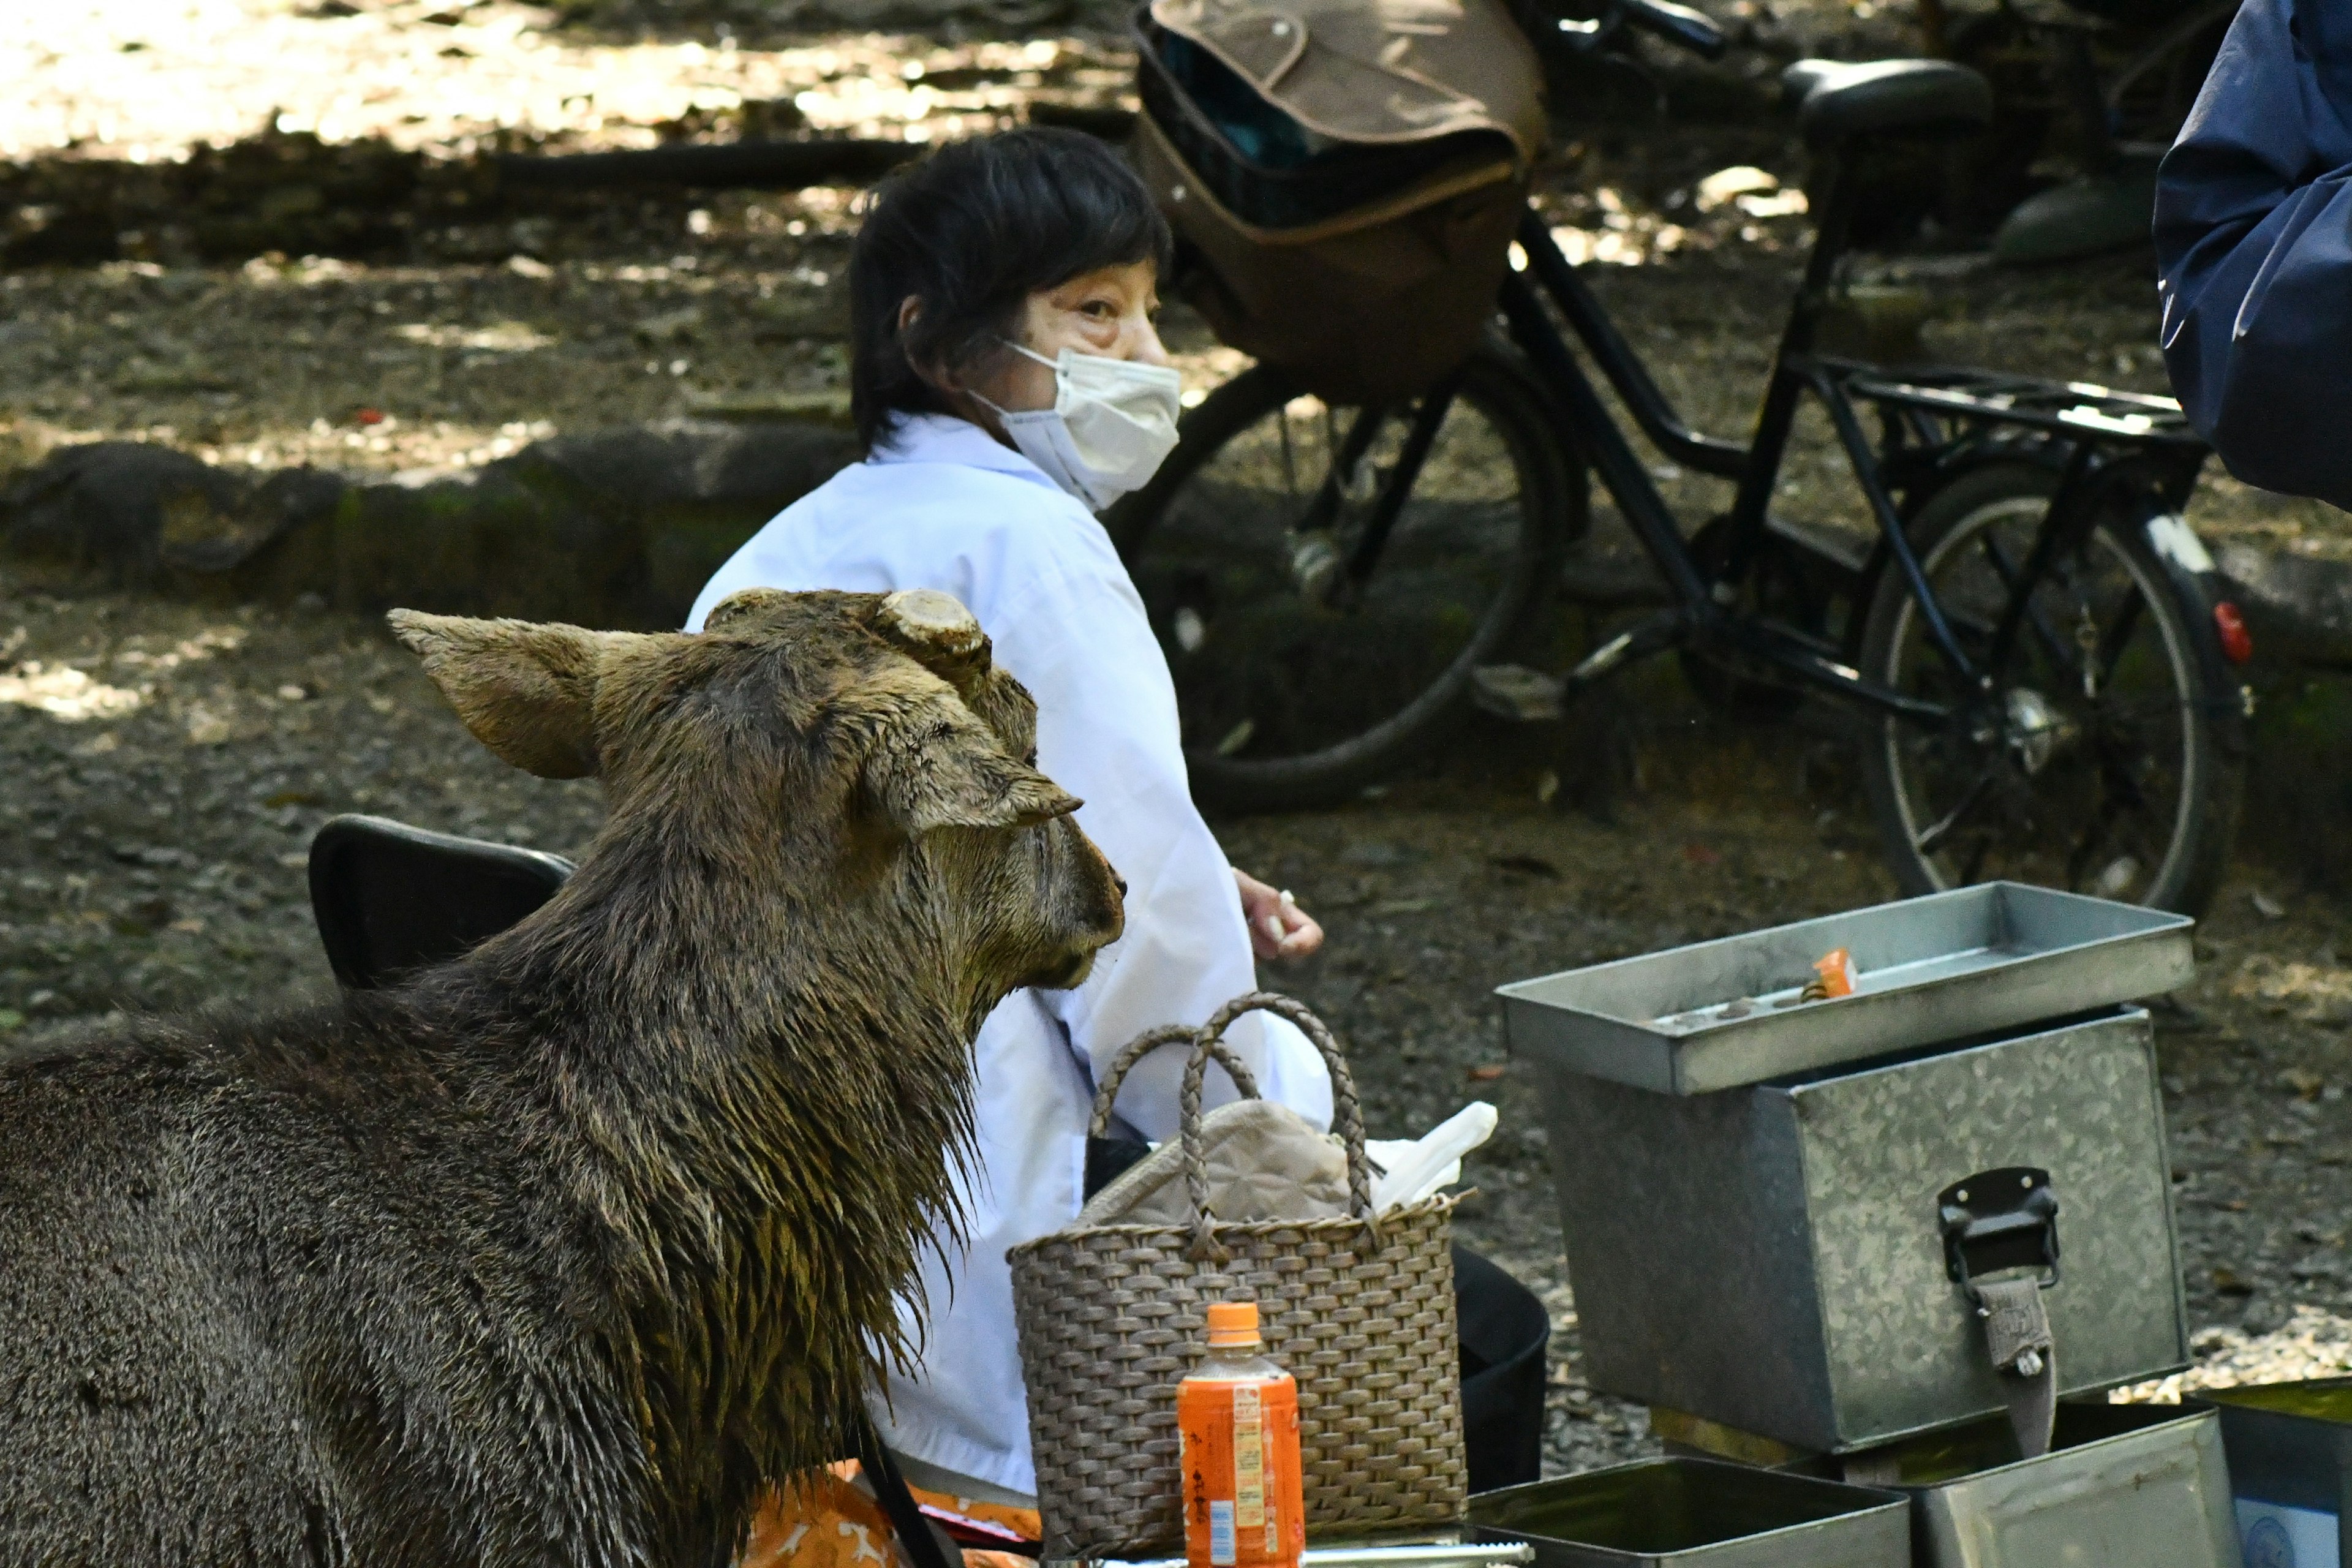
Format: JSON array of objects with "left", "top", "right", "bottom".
[{"left": 848, "top": 128, "right": 1174, "bottom": 452}]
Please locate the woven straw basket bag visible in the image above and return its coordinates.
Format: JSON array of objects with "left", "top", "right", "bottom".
[{"left": 1008, "top": 992, "right": 1465, "bottom": 1561}]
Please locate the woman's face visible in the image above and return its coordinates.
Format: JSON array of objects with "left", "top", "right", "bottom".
[{"left": 922, "top": 260, "right": 1168, "bottom": 429}]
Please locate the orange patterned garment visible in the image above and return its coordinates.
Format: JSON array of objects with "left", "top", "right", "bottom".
[{"left": 739, "top": 1462, "right": 1042, "bottom": 1568}]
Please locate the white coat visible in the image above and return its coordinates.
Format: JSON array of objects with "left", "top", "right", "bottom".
[{"left": 686, "top": 411, "right": 1336, "bottom": 1499}]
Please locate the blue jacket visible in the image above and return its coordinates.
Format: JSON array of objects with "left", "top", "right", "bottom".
[{"left": 2156, "top": 0, "right": 2352, "bottom": 508}]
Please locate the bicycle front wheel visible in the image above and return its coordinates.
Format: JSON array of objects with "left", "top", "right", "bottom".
[
  {"left": 1856, "top": 461, "right": 2244, "bottom": 914},
  {"left": 1106, "top": 344, "right": 1575, "bottom": 812}
]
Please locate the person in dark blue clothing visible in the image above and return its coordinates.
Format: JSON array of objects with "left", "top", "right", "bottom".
[{"left": 2156, "top": 0, "right": 2352, "bottom": 509}]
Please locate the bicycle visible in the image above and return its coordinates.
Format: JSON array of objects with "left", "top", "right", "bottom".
[{"left": 1108, "top": 0, "right": 2250, "bottom": 916}]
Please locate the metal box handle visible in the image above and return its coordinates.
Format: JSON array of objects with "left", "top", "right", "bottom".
[{"left": 1939, "top": 1167, "right": 2060, "bottom": 1300}]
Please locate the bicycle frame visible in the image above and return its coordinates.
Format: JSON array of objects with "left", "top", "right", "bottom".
[{"left": 1476, "top": 146, "right": 2206, "bottom": 732}]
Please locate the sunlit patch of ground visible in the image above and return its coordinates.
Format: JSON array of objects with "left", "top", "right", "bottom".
[
  {"left": 2120, "top": 1307, "right": 2352, "bottom": 1404},
  {"left": 1, "top": 1, "right": 1129, "bottom": 162}
]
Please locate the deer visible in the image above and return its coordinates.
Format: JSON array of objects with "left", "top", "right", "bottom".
[{"left": 0, "top": 586, "right": 1125, "bottom": 1568}]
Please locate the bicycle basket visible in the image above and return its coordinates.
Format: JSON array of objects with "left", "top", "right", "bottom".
[{"left": 1134, "top": 0, "right": 1545, "bottom": 404}]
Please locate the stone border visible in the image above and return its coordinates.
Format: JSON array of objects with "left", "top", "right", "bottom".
[{"left": 1, "top": 418, "right": 858, "bottom": 630}]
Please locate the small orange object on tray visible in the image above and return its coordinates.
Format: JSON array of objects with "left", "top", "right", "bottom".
[{"left": 1810, "top": 946, "right": 1858, "bottom": 1000}]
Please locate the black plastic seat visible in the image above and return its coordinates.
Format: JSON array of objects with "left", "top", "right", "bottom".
[
  {"left": 1782, "top": 58, "right": 1993, "bottom": 143},
  {"left": 307, "top": 813, "right": 575, "bottom": 990}
]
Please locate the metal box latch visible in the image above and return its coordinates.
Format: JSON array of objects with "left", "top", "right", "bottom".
[
  {"left": 1939, "top": 1167, "right": 2063, "bottom": 1456},
  {"left": 1938, "top": 1167, "right": 2061, "bottom": 1300}
]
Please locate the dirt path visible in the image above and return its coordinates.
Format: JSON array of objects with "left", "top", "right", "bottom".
[{"left": 6, "top": 579, "right": 2347, "bottom": 1476}]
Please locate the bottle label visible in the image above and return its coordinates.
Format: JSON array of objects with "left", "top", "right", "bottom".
[
  {"left": 1232, "top": 1385, "right": 1265, "bottom": 1540},
  {"left": 1179, "top": 1374, "right": 1304, "bottom": 1568}
]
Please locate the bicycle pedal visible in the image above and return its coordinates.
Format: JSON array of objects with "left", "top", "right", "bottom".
[{"left": 1472, "top": 663, "right": 1567, "bottom": 723}]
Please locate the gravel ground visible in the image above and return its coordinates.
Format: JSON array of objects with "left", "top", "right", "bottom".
[{"left": 6, "top": 579, "right": 2348, "bottom": 1480}]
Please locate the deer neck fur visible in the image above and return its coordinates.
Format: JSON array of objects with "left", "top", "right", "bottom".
[{"left": 410, "top": 815, "right": 982, "bottom": 1556}]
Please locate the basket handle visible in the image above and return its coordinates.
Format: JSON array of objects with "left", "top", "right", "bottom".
[
  {"left": 1179, "top": 992, "right": 1380, "bottom": 1262},
  {"left": 1087, "top": 1023, "right": 1262, "bottom": 1139}
]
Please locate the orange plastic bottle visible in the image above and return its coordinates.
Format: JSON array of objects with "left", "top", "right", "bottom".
[{"left": 1178, "top": 1302, "right": 1306, "bottom": 1568}]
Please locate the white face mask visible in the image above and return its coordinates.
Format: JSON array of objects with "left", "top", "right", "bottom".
[{"left": 978, "top": 342, "right": 1184, "bottom": 511}]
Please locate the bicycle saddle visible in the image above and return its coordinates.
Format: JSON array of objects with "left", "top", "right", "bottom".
[
  {"left": 307, "top": 813, "right": 575, "bottom": 990},
  {"left": 1782, "top": 58, "right": 1992, "bottom": 143}
]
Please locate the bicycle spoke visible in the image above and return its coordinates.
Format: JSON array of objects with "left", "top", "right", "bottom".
[
  {"left": 2094, "top": 590, "right": 2147, "bottom": 694},
  {"left": 1959, "top": 829, "right": 1992, "bottom": 885},
  {"left": 1916, "top": 769, "right": 1994, "bottom": 855},
  {"left": 2093, "top": 692, "right": 2192, "bottom": 726},
  {"left": 2063, "top": 792, "right": 2132, "bottom": 889},
  {"left": 1977, "top": 530, "right": 2079, "bottom": 678}
]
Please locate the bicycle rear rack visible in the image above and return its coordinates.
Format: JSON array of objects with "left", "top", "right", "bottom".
[{"left": 1825, "top": 360, "right": 2204, "bottom": 450}]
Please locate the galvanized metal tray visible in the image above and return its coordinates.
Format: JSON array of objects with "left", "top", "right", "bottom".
[
  {"left": 1882, "top": 1403, "right": 2239, "bottom": 1568},
  {"left": 1497, "top": 881, "right": 2193, "bottom": 1094},
  {"left": 1466, "top": 1457, "right": 1908, "bottom": 1567}
]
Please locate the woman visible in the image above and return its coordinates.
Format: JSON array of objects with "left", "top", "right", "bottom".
[{"left": 688, "top": 128, "right": 1333, "bottom": 1523}]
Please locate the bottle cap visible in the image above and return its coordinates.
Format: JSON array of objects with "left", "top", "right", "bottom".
[{"left": 1205, "top": 1301, "right": 1261, "bottom": 1348}]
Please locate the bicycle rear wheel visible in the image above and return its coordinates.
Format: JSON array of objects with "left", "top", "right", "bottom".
[
  {"left": 1106, "top": 344, "right": 1575, "bottom": 811},
  {"left": 1856, "top": 461, "right": 2244, "bottom": 914}
]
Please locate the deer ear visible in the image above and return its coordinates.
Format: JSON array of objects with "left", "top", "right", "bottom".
[
  {"left": 865, "top": 692, "right": 1080, "bottom": 836},
  {"left": 387, "top": 609, "right": 632, "bottom": 780}
]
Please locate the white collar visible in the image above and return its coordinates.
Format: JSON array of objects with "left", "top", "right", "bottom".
[{"left": 869, "top": 412, "right": 1061, "bottom": 493}]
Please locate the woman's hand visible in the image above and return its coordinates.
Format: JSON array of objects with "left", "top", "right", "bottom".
[{"left": 1235, "top": 869, "right": 1323, "bottom": 962}]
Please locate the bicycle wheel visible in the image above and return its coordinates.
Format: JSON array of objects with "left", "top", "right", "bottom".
[
  {"left": 1106, "top": 342, "right": 1575, "bottom": 812},
  {"left": 1856, "top": 461, "right": 2244, "bottom": 914}
]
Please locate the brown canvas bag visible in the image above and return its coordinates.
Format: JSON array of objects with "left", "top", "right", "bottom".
[{"left": 1134, "top": 0, "right": 1546, "bottom": 402}]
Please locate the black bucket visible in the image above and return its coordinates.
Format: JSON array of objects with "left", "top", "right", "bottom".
[{"left": 1455, "top": 1246, "right": 1551, "bottom": 1493}]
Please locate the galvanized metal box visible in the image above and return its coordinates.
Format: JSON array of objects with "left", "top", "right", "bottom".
[
  {"left": 1530, "top": 1006, "right": 2189, "bottom": 1453},
  {"left": 1870, "top": 1402, "right": 2242, "bottom": 1568},
  {"left": 2201, "top": 1379, "right": 2352, "bottom": 1567},
  {"left": 1466, "top": 1458, "right": 1909, "bottom": 1567}
]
